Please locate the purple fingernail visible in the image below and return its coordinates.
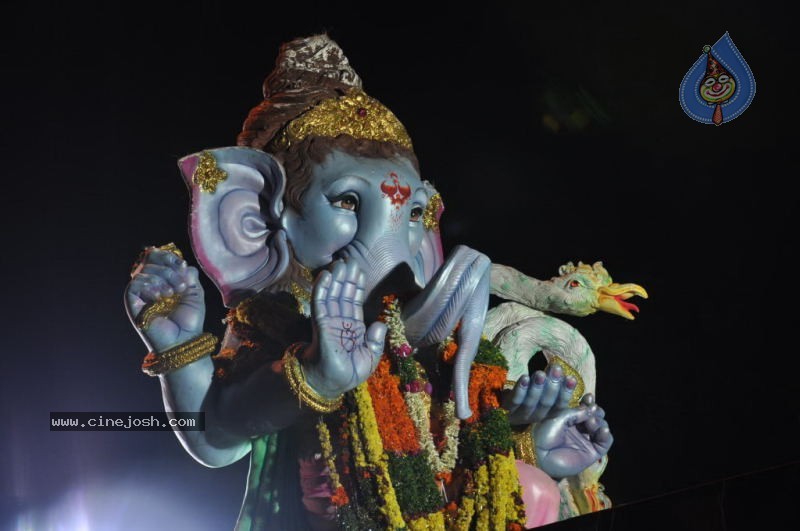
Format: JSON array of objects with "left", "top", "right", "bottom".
[
  {"left": 566, "top": 377, "right": 577, "bottom": 389},
  {"left": 519, "top": 375, "right": 530, "bottom": 387},
  {"left": 533, "top": 373, "right": 546, "bottom": 385}
]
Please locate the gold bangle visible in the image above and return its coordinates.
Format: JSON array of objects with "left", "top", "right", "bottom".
[
  {"left": 142, "top": 333, "right": 218, "bottom": 376},
  {"left": 511, "top": 423, "right": 537, "bottom": 467},
  {"left": 282, "top": 343, "right": 343, "bottom": 414}
]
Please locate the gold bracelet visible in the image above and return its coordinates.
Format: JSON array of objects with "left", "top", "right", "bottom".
[
  {"left": 142, "top": 333, "right": 218, "bottom": 376},
  {"left": 282, "top": 343, "right": 343, "bottom": 414},
  {"left": 511, "top": 423, "right": 538, "bottom": 467}
]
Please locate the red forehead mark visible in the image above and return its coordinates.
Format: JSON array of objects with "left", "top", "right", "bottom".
[{"left": 380, "top": 172, "right": 411, "bottom": 208}]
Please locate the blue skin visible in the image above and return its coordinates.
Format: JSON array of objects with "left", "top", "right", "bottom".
[
  {"left": 505, "top": 365, "right": 613, "bottom": 478},
  {"left": 125, "top": 149, "right": 611, "bottom": 479}
]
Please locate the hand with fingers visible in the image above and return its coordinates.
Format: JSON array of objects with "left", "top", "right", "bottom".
[
  {"left": 504, "top": 364, "right": 613, "bottom": 479},
  {"left": 302, "top": 259, "right": 387, "bottom": 399},
  {"left": 533, "top": 393, "right": 613, "bottom": 479},
  {"left": 124, "top": 247, "right": 206, "bottom": 353},
  {"left": 503, "top": 364, "right": 579, "bottom": 426}
]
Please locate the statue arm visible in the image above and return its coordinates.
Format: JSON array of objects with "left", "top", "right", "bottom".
[
  {"left": 127, "top": 248, "right": 315, "bottom": 468},
  {"left": 157, "top": 321, "right": 317, "bottom": 468},
  {"left": 156, "top": 332, "right": 248, "bottom": 468}
]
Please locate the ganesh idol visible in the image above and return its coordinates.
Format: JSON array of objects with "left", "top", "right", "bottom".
[{"left": 125, "top": 35, "right": 646, "bottom": 530}]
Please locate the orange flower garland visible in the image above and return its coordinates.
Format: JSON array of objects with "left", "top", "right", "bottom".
[
  {"left": 467, "top": 363, "right": 508, "bottom": 423},
  {"left": 316, "top": 296, "right": 527, "bottom": 530},
  {"left": 367, "top": 357, "right": 420, "bottom": 453}
]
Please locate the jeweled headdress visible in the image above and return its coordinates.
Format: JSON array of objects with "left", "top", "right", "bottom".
[{"left": 238, "top": 34, "right": 413, "bottom": 151}]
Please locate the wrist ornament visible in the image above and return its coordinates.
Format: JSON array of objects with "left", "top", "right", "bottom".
[
  {"left": 282, "top": 342, "right": 343, "bottom": 414},
  {"left": 511, "top": 423, "right": 538, "bottom": 467},
  {"left": 142, "top": 333, "right": 218, "bottom": 376}
]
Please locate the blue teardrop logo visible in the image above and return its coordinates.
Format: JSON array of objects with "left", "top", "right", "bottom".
[{"left": 679, "top": 32, "right": 756, "bottom": 125}]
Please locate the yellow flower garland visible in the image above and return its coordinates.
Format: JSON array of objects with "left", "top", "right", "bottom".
[
  {"left": 408, "top": 510, "right": 445, "bottom": 531},
  {"left": 317, "top": 296, "right": 528, "bottom": 530},
  {"left": 347, "top": 412, "right": 368, "bottom": 470},
  {"left": 453, "top": 495, "right": 475, "bottom": 531},
  {"left": 348, "top": 380, "right": 525, "bottom": 530},
  {"left": 316, "top": 418, "right": 342, "bottom": 493},
  {"left": 353, "top": 382, "right": 406, "bottom": 529},
  {"left": 488, "top": 453, "right": 510, "bottom": 528},
  {"left": 474, "top": 464, "right": 490, "bottom": 530}
]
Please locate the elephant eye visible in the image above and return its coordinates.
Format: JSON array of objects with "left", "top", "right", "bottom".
[
  {"left": 410, "top": 206, "right": 423, "bottom": 222},
  {"left": 568, "top": 280, "right": 581, "bottom": 288},
  {"left": 331, "top": 194, "right": 359, "bottom": 212}
]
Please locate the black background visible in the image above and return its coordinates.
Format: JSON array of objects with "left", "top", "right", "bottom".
[{"left": 2, "top": 1, "right": 798, "bottom": 528}]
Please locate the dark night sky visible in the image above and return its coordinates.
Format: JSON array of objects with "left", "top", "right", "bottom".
[{"left": 2, "top": 1, "right": 798, "bottom": 528}]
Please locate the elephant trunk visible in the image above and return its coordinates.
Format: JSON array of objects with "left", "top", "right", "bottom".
[
  {"left": 401, "top": 246, "right": 491, "bottom": 420},
  {"left": 336, "top": 235, "right": 423, "bottom": 320},
  {"left": 340, "top": 239, "right": 491, "bottom": 421}
]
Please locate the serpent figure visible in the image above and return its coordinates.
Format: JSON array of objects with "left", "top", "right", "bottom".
[{"left": 486, "top": 261, "right": 648, "bottom": 397}]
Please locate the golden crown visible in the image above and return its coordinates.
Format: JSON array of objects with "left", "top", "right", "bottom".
[{"left": 275, "top": 89, "right": 413, "bottom": 150}]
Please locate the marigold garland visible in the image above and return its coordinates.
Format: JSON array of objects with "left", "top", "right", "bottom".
[
  {"left": 488, "top": 453, "right": 516, "bottom": 528},
  {"left": 315, "top": 296, "right": 527, "bottom": 530},
  {"left": 408, "top": 510, "right": 446, "bottom": 530},
  {"left": 474, "top": 464, "right": 490, "bottom": 530},
  {"left": 317, "top": 418, "right": 348, "bottom": 506},
  {"left": 347, "top": 413, "right": 368, "bottom": 470},
  {"left": 367, "top": 357, "right": 420, "bottom": 453},
  {"left": 453, "top": 494, "right": 475, "bottom": 531},
  {"left": 353, "top": 382, "right": 406, "bottom": 529},
  {"left": 381, "top": 296, "right": 461, "bottom": 479},
  {"left": 401, "top": 371, "right": 460, "bottom": 477},
  {"left": 440, "top": 339, "right": 458, "bottom": 364},
  {"left": 467, "top": 363, "right": 507, "bottom": 423}
]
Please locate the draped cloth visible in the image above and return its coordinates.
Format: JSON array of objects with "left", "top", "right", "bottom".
[{"left": 235, "top": 432, "right": 309, "bottom": 531}]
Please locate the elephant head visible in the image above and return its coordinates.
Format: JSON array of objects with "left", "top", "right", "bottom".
[
  {"left": 178, "top": 144, "right": 487, "bottom": 419},
  {"left": 177, "top": 146, "right": 444, "bottom": 308}
]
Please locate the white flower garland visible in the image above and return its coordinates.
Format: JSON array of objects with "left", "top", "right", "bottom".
[{"left": 383, "top": 298, "right": 460, "bottom": 475}]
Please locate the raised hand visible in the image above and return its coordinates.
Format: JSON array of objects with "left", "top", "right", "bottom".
[
  {"left": 125, "top": 247, "right": 206, "bottom": 353},
  {"left": 533, "top": 393, "right": 613, "bottom": 479},
  {"left": 303, "top": 260, "right": 387, "bottom": 399},
  {"left": 503, "top": 364, "right": 578, "bottom": 426}
]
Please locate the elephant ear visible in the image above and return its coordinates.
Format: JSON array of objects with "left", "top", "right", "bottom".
[
  {"left": 416, "top": 182, "right": 445, "bottom": 285},
  {"left": 178, "top": 146, "right": 290, "bottom": 308}
]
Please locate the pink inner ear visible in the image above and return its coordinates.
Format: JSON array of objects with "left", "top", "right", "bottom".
[{"left": 179, "top": 156, "right": 199, "bottom": 184}]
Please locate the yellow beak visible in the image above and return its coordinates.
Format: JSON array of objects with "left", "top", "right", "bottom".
[{"left": 597, "top": 283, "right": 649, "bottom": 320}]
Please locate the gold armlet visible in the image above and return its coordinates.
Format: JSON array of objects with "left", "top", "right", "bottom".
[
  {"left": 282, "top": 343, "right": 343, "bottom": 414},
  {"left": 142, "top": 333, "right": 218, "bottom": 377}
]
